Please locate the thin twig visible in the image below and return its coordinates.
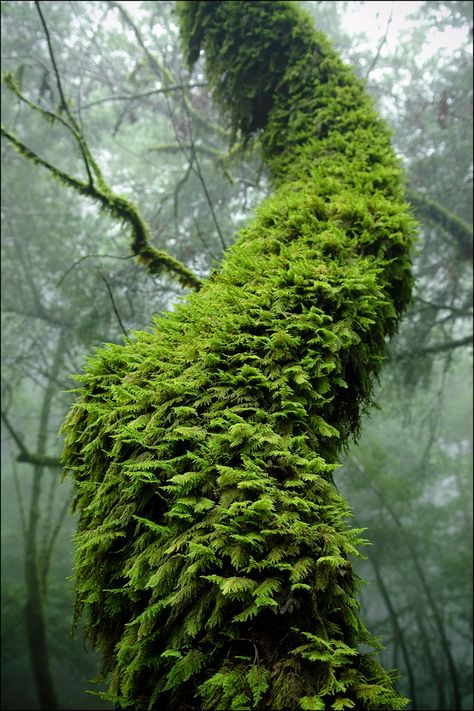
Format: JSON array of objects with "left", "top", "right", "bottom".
[
  {"left": 168, "top": 95, "right": 227, "bottom": 252},
  {"left": 365, "top": 2, "right": 394, "bottom": 79},
  {"left": 1, "top": 409, "right": 29, "bottom": 459},
  {"left": 34, "top": 1, "right": 68, "bottom": 111},
  {"left": 190, "top": 140, "right": 227, "bottom": 251},
  {"left": 173, "top": 160, "right": 194, "bottom": 221},
  {"left": 12, "top": 460, "right": 27, "bottom": 541},
  {"left": 97, "top": 269, "right": 128, "bottom": 337},
  {"left": 79, "top": 83, "right": 208, "bottom": 111},
  {"left": 192, "top": 214, "right": 219, "bottom": 260},
  {"left": 56, "top": 252, "right": 134, "bottom": 288},
  {"left": 35, "top": 0, "right": 95, "bottom": 187}
]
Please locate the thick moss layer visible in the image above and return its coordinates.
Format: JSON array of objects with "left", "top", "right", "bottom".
[{"left": 62, "top": 2, "right": 415, "bottom": 709}]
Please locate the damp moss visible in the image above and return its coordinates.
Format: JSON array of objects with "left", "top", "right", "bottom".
[{"left": 61, "top": 2, "right": 415, "bottom": 709}]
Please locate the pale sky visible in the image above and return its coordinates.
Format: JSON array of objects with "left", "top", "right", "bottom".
[
  {"left": 110, "top": 1, "right": 471, "bottom": 67},
  {"left": 340, "top": 1, "right": 470, "bottom": 63}
]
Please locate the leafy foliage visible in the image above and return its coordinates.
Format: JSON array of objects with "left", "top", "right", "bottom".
[{"left": 61, "top": 1, "right": 415, "bottom": 708}]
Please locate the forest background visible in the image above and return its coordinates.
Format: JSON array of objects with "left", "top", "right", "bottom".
[{"left": 1, "top": 1, "right": 472, "bottom": 710}]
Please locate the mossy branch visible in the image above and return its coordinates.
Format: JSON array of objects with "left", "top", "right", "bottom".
[
  {"left": 408, "top": 189, "right": 473, "bottom": 260},
  {"left": 61, "top": 3, "right": 416, "bottom": 709},
  {"left": 2, "top": 3, "right": 202, "bottom": 292},
  {"left": 1, "top": 123, "right": 202, "bottom": 291},
  {"left": 3, "top": 70, "right": 102, "bottom": 189}
]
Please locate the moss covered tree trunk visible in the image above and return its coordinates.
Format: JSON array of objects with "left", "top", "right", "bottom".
[{"left": 61, "top": 2, "right": 415, "bottom": 709}]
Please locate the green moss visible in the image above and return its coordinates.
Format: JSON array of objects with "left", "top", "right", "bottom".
[{"left": 62, "top": 2, "right": 415, "bottom": 709}]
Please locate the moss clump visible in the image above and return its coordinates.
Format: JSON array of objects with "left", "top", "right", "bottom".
[{"left": 62, "top": 2, "right": 415, "bottom": 709}]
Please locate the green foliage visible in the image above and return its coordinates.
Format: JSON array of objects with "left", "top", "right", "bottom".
[{"left": 61, "top": 1, "right": 415, "bottom": 708}]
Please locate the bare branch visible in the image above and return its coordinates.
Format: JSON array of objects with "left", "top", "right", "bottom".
[
  {"left": 413, "top": 296, "right": 473, "bottom": 317},
  {"left": 108, "top": 0, "right": 228, "bottom": 138},
  {"left": 149, "top": 142, "right": 222, "bottom": 159},
  {"left": 1, "top": 409, "right": 30, "bottom": 459},
  {"left": 365, "top": 3, "right": 394, "bottom": 79},
  {"left": 34, "top": 1, "right": 96, "bottom": 187},
  {"left": 79, "top": 83, "right": 208, "bottom": 111},
  {"left": 12, "top": 460, "right": 27, "bottom": 541},
  {"left": 410, "top": 334, "right": 473, "bottom": 356},
  {"left": 16, "top": 454, "right": 62, "bottom": 468},
  {"left": 169, "top": 101, "right": 227, "bottom": 252},
  {"left": 56, "top": 253, "right": 134, "bottom": 288},
  {"left": 190, "top": 141, "right": 227, "bottom": 251},
  {"left": 97, "top": 269, "right": 128, "bottom": 337},
  {"left": 1, "top": 409, "right": 62, "bottom": 468},
  {"left": 34, "top": 1, "right": 69, "bottom": 112},
  {"left": 173, "top": 159, "right": 194, "bottom": 221},
  {"left": 396, "top": 334, "right": 473, "bottom": 360}
]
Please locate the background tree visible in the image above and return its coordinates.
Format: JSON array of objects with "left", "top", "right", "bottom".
[{"left": 1, "top": 1, "right": 472, "bottom": 710}]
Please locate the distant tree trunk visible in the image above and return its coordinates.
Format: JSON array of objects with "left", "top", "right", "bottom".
[
  {"left": 372, "top": 487, "right": 462, "bottom": 710},
  {"left": 24, "top": 331, "right": 65, "bottom": 711},
  {"left": 371, "top": 557, "right": 418, "bottom": 709},
  {"left": 415, "top": 612, "right": 447, "bottom": 710}
]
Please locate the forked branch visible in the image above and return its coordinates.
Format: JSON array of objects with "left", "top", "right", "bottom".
[{"left": 1, "top": 4, "right": 203, "bottom": 292}]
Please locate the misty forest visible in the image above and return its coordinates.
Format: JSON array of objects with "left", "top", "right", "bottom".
[{"left": 1, "top": 1, "right": 472, "bottom": 710}]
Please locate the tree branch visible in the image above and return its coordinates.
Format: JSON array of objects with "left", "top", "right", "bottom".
[
  {"left": 408, "top": 334, "right": 473, "bottom": 356},
  {"left": 97, "top": 269, "right": 128, "bottom": 337},
  {"left": 1, "top": 410, "right": 62, "bottom": 469},
  {"left": 78, "top": 83, "right": 208, "bottom": 111},
  {"left": 365, "top": 2, "right": 394, "bottom": 79},
  {"left": 408, "top": 190, "right": 473, "bottom": 260},
  {"left": 12, "top": 460, "right": 28, "bottom": 541},
  {"left": 35, "top": 1, "right": 97, "bottom": 187},
  {"left": 169, "top": 103, "right": 227, "bottom": 251},
  {"left": 149, "top": 142, "right": 222, "bottom": 159},
  {"left": 1, "top": 124, "right": 202, "bottom": 290},
  {"left": 413, "top": 296, "right": 473, "bottom": 317},
  {"left": 108, "top": 0, "right": 229, "bottom": 138},
  {"left": 34, "top": 1, "right": 68, "bottom": 112},
  {"left": 1, "top": 410, "right": 29, "bottom": 459},
  {"left": 1, "top": 304, "right": 108, "bottom": 341},
  {"left": 4, "top": 5, "right": 204, "bottom": 291},
  {"left": 56, "top": 252, "right": 134, "bottom": 288},
  {"left": 17, "top": 453, "right": 63, "bottom": 468}
]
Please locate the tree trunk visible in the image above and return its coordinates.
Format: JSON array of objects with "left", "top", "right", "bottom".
[
  {"left": 371, "top": 557, "right": 418, "bottom": 709},
  {"left": 23, "top": 331, "right": 65, "bottom": 710},
  {"left": 371, "top": 484, "right": 462, "bottom": 710},
  {"left": 415, "top": 611, "right": 447, "bottom": 710}
]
